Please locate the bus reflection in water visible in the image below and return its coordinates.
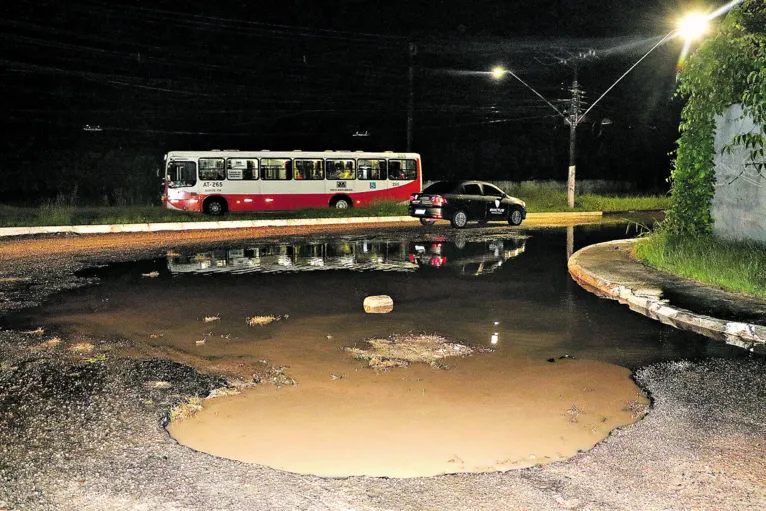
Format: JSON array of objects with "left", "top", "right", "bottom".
[
  {"left": 167, "top": 240, "right": 416, "bottom": 275},
  {"left": 166, "top": 236, "right": 526, "bottom": 277}
]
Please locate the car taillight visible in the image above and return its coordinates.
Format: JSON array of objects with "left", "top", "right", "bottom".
[
  {"left": 431, "top": 195, "right": 447, "bottom": 206},
  {"left": 409, "top": 194, "right": 418, "bottom": 202},
  {"left": 430, "top": 256, "right": 447, "bottom": 266}
]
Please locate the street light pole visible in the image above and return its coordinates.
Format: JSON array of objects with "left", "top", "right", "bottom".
[
  {"left": 567, "top": 67, "right": 582, "bottom": 208},
  {"left": 491, "top": 10, "right": 713, "bottom": 208},
  {"left": 407, "top": 42, "right": 417, "bottom": 152}
]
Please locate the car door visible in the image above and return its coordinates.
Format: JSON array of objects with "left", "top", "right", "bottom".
[
  {"left": 459, "top": 183, "right": 486, "bottom": 221},
  {"left": 481, "top": 183, "right": 508, "bottom": 221}
]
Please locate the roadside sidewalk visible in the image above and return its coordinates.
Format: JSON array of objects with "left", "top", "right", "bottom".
[
  {"left": 569, "top": 239, "right": 766, "bottom": 351},
  {"left": 0, "top": 212, "right": 603, "bottom": 238}
]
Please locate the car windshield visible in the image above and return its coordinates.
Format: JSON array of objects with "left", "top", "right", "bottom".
[{"left": 422, "top": 181, "right": 458, "bottom": 194}]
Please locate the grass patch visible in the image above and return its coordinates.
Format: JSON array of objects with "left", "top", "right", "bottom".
[
  {"left": 0, "top": 201, "right": 409, "bottom": 227},
  {"left": 634, "top": 232, "right": 766, "bottom": 299},
  {"left": 0, "top": 182, "right": 669, "bottom": 227},
  {"left": 495, "top": 181, "right": 669, "bottom": 213}
]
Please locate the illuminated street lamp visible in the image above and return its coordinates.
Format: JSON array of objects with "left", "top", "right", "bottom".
[
  {"left": 490, "top": 5, "right": 732, "bottom": 208},
  {"left": 678, "top": 13, "right": 709, "bottom": 41},
  {"left": 491, "top": 66, "right": 506, "bottom": 80}
]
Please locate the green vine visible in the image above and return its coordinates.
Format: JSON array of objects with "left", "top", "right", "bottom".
[{"left": 667, "top": 0, "right": 766, "bottom": 234}]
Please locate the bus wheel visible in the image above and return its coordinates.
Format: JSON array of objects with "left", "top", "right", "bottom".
[
  {"left": 204, "top": 198, "right": 226, "bottom": 216},
  {"left": 331, "top": 197, "right": 352, "bottom": 209}
]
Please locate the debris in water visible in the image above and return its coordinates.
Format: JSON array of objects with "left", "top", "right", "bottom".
[
  {"left": 624, "top": 395, "right": 650, "bottom": 419},
  {"left": 202, "top": 314, "right": 221, "bottom": 323},
  {"left": 170, "top": 397, "right": 203, "bottom": 422},
  {"left": 24, "top": 327, "right": 45, "bottom": 336},
  {"left": 252, "top": 362, "right": 296, "bottom": 387},
  {"left": 29, "top": 337, "right": 62, "bottom": 352},
  {"left": 246, "top": 315, "right": 286, "bottom": 326},
  {"left": 141, "top": 271, "right": 160, "bottom": 278},
  {"left": 566, "top": 404, "right": 584, "bottom": 422},
  {"left": 68, "top": 342, "right": 95, "bottom": 353},
  {"left": 346, "top": 333, "right": 475, "bottom": 370}
]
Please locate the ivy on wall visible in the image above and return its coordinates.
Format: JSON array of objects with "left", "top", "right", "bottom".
[{"left": 667, "top": 0, "right": 766, "bottom": 234}]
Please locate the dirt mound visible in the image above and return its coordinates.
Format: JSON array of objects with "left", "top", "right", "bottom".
[{"left": 346, "top": 333, "right": 475, "bottom": 370}]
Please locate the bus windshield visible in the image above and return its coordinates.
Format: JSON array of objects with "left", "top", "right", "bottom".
[{"left": 167, "top": 161, "right": 197, "bottom": 188}]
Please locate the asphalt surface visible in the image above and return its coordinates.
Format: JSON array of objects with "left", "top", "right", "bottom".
[{"left": 1, "top": 224, "right": 765, "bottom": 510}]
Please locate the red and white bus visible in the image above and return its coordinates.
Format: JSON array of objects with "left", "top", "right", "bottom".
[{"left": 161, "top": 150, "right": 422, "bottom": 215}]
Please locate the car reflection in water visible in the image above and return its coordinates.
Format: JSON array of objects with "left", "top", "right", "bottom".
[
  {"left": 167, "top": 236, "right": 526, "bottom": 276},
  {"left": 407, "top": 236, "right": 526, "bottom": 276}
]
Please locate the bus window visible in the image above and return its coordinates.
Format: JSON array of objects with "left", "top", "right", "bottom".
[
  {"left": 357, "top": 159, "right": 387, "bottom": 180},
  {"left": 326, "top": 159, "right": 355, "bottom": 180},
  {"left": 388, "top": 159, "right": 417, "bottom": 180},
  {"left": 261, "top": 158, "right": 292, "bottom": 180},
  {"left": 167, "top": 161, "right": 196, "bottom": 188},
  {"left": 227, "top": 158, "right": 259, "bottom": 180},
  {"left": 294, "top": 159, "right": 325, "bottom": 180},
  {"left": 199, "top": 158, "right": 225, "bottom": 180}
]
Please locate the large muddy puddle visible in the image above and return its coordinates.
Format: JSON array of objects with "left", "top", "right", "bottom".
[{"left": 11, "top": 222, "right": 749, "bottom": 477}]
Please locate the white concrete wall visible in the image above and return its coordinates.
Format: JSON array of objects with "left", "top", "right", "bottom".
[{"left": 712, "top": 104, "right": 766, "bottom": 243}]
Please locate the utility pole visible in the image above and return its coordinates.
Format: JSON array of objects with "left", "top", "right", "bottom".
[
  {"left": 566, "top": 67, "right": 583, "bottom": 208},
  {"left": 406, "top": 42, "right": 416, "bottom": 152}
]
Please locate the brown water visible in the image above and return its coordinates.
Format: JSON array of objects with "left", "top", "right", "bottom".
[{"left": 19, "top": 223, "right": 748, "bottom": 477}]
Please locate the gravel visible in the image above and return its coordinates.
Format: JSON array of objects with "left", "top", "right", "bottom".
[{"left": 1, "top": 227, "right": 764, "bottom": 510}]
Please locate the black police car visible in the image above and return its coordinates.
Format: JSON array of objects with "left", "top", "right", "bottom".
[{"left": 409, "top": 180, "right": 527, "bottom": 228}]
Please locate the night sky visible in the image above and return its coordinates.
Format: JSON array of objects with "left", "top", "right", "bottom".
[{"left": 0, "top": 0, "right": 707, "bottom": 194}]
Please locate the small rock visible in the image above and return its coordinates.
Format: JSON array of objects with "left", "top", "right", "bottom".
[{"left": 363, "top": 295, "right": 394, "bottom": 314}]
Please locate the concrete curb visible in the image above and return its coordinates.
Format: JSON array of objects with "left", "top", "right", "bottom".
[
  {"left": 568, "top": 239, "right": 766, "bottom": 351},
  {"left": 0, "top": 216, "right": 420, "bottom": 238},
  {"left": 0, "top": 211, "right": 603, "bottom": 238}
]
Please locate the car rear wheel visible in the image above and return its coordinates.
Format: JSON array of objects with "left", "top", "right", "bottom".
[
  {"left": 508, "top": 208, "right": 524, "bottom": 226},
  {"left": 420, "top": 218, "right": 436, "bottom": 226},
  {"left": 450, "top": 210, "right": 468, "bottom": 229}
]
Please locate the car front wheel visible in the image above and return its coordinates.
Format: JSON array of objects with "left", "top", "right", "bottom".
[
  {"left": 450, "top": 210, "right": 468, "bottom": 229},
  {"left": 508, "top": 208, "right": 524, "bottom": 226}
]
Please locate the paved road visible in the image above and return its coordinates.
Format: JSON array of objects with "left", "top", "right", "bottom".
[{"left": 1, "top": 223, "right": 764, "bottom": 511}]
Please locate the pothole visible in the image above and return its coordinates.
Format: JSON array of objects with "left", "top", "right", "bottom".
[{"left": 167, "top": 347, "right": 647, "bottom": 478}]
